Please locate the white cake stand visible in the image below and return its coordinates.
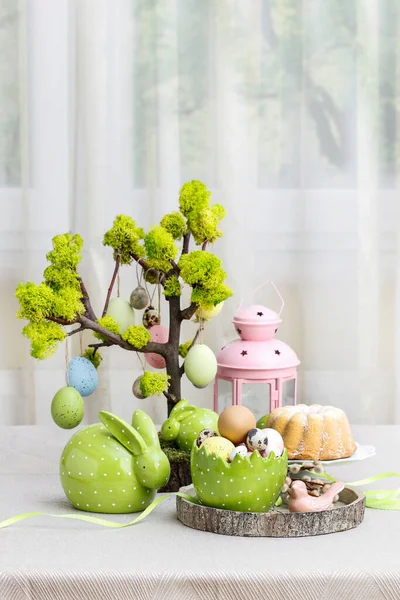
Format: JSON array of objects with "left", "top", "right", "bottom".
[{"left": 288, "top": 443, "right": 376, "bottom": 466}]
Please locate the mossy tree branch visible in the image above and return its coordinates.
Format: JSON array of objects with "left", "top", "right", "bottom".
[{"left": 78, "top": 315, "right": 167, "bottom": 356}]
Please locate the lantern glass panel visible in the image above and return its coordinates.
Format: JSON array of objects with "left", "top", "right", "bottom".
[
  {"left": 241, "top": 383, "right": 271, "bottom": 421},
  {"left": 281, "top": 379, "right": 295, "bottom": 406},
  {"left": 217, "top": 379, "right": 234, "bottom": 412}
]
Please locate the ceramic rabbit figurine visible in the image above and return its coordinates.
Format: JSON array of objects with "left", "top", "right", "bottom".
[
  {"left": 160, "top": 399, "right": 219, "bottom": 451},
  {"left": 60, "top": 409, "right": 170, "bottom": 514}
]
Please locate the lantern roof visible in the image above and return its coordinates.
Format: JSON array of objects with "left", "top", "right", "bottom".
[
  {"left": 234, "top": 304, "right": 280, "bottom": 324},
  {"left": 217, "top": 338, "right": 300, "bottom": 373},
  {"left": 233, "top": 304, "right": 281, "bottom": 342}
]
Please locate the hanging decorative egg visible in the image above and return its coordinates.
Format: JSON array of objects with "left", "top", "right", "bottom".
[
  {"left": 145, "top": 325, "right": 169, "bottom": 369},
  {"left": 129, "top": 285, "right": 149, "bottom": 310},
  {"left": 184, "top": 344, "right": 218, "bottom": 389},
  {"left": 51, "top": 386, "right": 84, "bottom": 429},
  {"left": 67, "top": 356, "right": 98, "bottom": 397},
  {"left": 106, "top": 297, "right": 136, "bottom": 334},
  {"left": 142, "top": 305, "right": 160, "bottom": 329},
  {"left": 196, "top": 301, "right": 225, "bottom": 321},
  {"left": 132, "top": 376, "right": 145, "bottom": 399}
]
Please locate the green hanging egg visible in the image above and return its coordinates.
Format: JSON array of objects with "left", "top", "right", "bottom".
[
  {"left": 106, "top": 297, "right": 136, "bottom": 334},
  {"left": 51, "top": 386, "right": 84, "bottom": 429},
  {"left": 184, "top": 344, "right": 218, "bottom": 389}
]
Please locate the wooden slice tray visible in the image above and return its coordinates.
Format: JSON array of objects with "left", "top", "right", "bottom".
[{"left": 176, "top": 487, "right": 365, "bottom": 537}]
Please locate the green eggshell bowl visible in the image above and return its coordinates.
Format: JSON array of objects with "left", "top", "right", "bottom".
[
  {"left": 176, "top": 409, "right": 219, "bottom": 452},
  {"left": 191, "top": 445, "right": 288, "bottom": 513},
  {"left": 60, "top": 423, "right": 155, "bottom": 514}
]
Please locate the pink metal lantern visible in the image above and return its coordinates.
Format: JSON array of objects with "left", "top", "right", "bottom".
[{"left": 214, "top": 282, "right": 300, "bottom": 414}]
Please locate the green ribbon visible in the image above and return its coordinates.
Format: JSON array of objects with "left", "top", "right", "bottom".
[
  {"left": 0, "top": 492, "right": 199, "bottom": 530},
  {"left": 2, "top": 471, "right": 400, "bottom": 530},
  {"left": 345, "top": 472, "right": 400, "bottom": 510}
]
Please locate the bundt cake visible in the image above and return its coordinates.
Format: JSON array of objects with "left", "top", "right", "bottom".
[{"left": 266, "top": 404, "right": 357, "bottom": 461}]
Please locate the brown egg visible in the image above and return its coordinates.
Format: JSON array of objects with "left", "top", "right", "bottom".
[{"left": 217, "top": 405, "right": 256, "bottom": 445}]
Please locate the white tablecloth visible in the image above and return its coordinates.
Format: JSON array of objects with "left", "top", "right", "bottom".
[{"left": 1, "top": 425, "right": 400, "bottom": 599}]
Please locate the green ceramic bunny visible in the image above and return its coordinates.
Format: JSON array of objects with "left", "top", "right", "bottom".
[
  {"left": 160, "top": 399, "right": 219, "bottom": 452},
  {"left": 60, "top": 409, "right": 170, "bottom": 514}
]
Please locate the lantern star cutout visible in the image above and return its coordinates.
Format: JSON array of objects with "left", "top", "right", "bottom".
[
  {"left": 274, "top": 349, "right": 281, "bottom": 355},
  {"left": 241, "top": 350, "right": 248, "bottom": 356},
  {"left": 257, "top": 311, "right": 264, "bottom": 317}
]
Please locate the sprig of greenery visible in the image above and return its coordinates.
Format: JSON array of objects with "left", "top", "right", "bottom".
[
  {"left": 144, "top": 226, "right": 178, "bottom": 272},
  {"left": 160, "top": 212, "right": 187, "bottom": 240},
  {"left": 81, "top": 348, "right": 103, "bottom": 369},
  {"left": 22, "top": 321, "right": 66, "bottom": 359},
  {"left": 94, "top": 316, "right": 120, "bottom": 341},
  {"left": 103, "top": 215, "right": 145, "bottom": 265},
  {"left": 121, "top": 326, "right": 151, "bottom": 349},
  {"left": 140, "top": 372, "right": 170, "bottom": 397}
]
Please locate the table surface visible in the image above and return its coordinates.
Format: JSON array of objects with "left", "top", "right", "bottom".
[{"left": 1, "top": 425, "right": 399, "bottom": 600}]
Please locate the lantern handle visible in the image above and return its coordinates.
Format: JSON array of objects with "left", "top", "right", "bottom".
[{"left": 237, "top": 280, "right": 284, "bottom": 316}]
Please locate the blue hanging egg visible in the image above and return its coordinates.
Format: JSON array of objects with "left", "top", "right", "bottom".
[{"left": 67, "top": 356, "right": 98, "bottom": 397}]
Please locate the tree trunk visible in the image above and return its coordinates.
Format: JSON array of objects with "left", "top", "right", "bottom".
[{"left": 165, "top": 296, "right": 183, "bottom": 415}]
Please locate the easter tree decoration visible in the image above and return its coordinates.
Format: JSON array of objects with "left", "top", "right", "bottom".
[{"left": 16, "top": 181, "right": 232, "bottom": 417}]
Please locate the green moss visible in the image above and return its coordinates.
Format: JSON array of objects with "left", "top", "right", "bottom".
[
  {"left": 179, "top": 251, "right": 225, "bottom": 288},
  {"left": 16, "top": 282, "right": 55, "bottom": 322},
  {"left": 163, "top": 276, "right": 181, "bottom": 297},
  {"left": 81, "top": 348, "right": 103, "bottom": 369},
  {"left": 94, "top": 316, "right": 120, "bottom": 341},
  {"left": 144, "top": 226, "right": 177, "bottom": 272},
  {"left": 191, "top": 283, "right": 233, "bottom": 310},
  {"left": 159, "top": 436, "right": 191, "bottom": 464},
  {"left": 179, "top": 339, "right": 193, "bottom": 358},
  {"left": 103, "top": 215, "right": 145, "bottom": 265},
  {"left": 121, "top": 325, "right": 151, "bottom": 349},
  {"left": 22, "top": 321, "right": 66, "bottom": 359},
  {"left": 52, "top": 287, "right": 85, "bottom": 322},
  {"left": 140, "top": 372, "right": 170, "bottom": 397},
  {"left": 189, "top": 206, "right": 225, "bottom": 245},
  {"left": 46, "top": 233, "right": 83, "bottom": 270},
  {"left": 160, "top": 212, "right": 187, "bottom": 240},
  {"left": 179, "top": 180, "right": 210, "bottom": 217},
  {"left": 44, "top": 265, "right": 80, "bottom": 291}
]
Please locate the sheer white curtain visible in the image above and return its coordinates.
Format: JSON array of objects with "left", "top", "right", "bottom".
[{"left": 1, "top": 0, "right": 399, "bottom": 426}]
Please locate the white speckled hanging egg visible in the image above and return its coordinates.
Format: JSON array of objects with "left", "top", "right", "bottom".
[
  {"left": 68, "top": 356, "right": 98, "bottom": 397},
  {"left": 51, "top": 386, "right": 84, "bottom": 429},
  {"left": 184, "top": 344, "right": 218, "bottom": 388},
  {"left": 106, "top": 297, "right": 136, "bottom": 334},
  {"left": 129, "top": 285, "right": 149, "bottom": 310},
  {"left": 142, "top": 305, "right": 160, "bottom": 329},
  {"left": 132, "top": 376, "right": 145, "bottom": 399}
]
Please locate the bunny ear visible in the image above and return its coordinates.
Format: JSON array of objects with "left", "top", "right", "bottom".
[
  {"left": 169, "top": 399, "right": 189, "bottom": 419},
  {"left": 131, "top": 409, "right": 160, "bottom": 449},
  {"left": 175, "top": 406, "right": 196, "bottom": 422},
  {"left": 99, "top": 411, "right": 147, "bottom": 456}
]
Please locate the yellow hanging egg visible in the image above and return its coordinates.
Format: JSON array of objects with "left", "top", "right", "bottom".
[
  {"left": 196, "top": 301, "right": 225, "bottom": 321},
  {"left": 106, "top": 298, "right": 135, "bottom": 334}
]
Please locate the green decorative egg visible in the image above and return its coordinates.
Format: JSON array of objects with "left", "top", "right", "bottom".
[
  {"left": 106, "top": 297, "right": 135, "bottom": 334},
  {"left": 191, "top": 444, "right": 288, "bottom": 512},
  {"left": 160, "top": 399, "right": 219, "bottom": 452},
  {"left": 51, "top": 386, "right": 84, "bottom": 429},
  {"left": 60, "top": 409, "right": 170, "bottom": 514},
  {"left": 184, "top": 344, "right": 217, "bottom": 389}
]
